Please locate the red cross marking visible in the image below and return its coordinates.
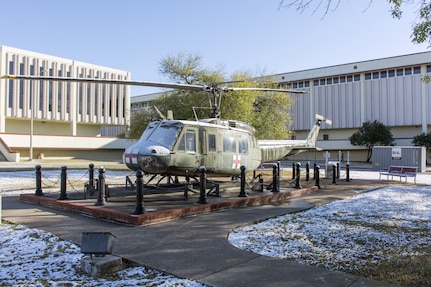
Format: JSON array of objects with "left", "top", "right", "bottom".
[
  {"left": 232, "top": 154, "right": 241, "bottom": 169},
  {"left": 126, "top": 153, "right": 138, "bottom": 165}
]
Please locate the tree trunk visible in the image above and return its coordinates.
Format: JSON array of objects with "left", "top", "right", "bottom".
[{"left": 366, "top": 147, "right": 372, "bottom": 162}]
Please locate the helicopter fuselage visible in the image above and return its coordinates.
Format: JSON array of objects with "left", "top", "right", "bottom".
[
  {"left": 123, "top": 118, "right": 262, "bottom": 177},
  {"left": 123, "top": 115, "right": 325, "bottom": 177}
]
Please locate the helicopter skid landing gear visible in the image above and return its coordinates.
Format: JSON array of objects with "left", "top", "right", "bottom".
[{"left": 184, "top": 181, "right": 220, "bottom": 200}]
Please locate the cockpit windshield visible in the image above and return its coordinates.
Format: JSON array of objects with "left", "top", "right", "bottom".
[{"left": 139, "top": 121, "right": 183, "bottom": 150}]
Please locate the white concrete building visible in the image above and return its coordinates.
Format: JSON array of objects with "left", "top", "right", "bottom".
[
  {"left": 275, "top": 51, "right": 431, "bottom": 162},
  {"left": 0, "top": 46, "right": 134, "bottom": 162}
]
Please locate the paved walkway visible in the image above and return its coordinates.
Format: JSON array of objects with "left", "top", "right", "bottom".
[{"left": 2, "top": 164, "right": 409, "bottom": 287}]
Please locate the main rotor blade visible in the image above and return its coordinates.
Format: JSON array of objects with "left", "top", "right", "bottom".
[
  {"left": 1, "top": 75, "right": 205, "bottom": 92},
  {"left": 223, "top": 87, "right": 308, "bottom": 94},
  {"left": 1, "top": 75, "right": 308, "bottom": 94}
]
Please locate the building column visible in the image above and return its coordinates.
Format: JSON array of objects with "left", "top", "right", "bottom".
[
  {"left": 360, "top": 73, "right": 366, "bottom": 124},
  {"left": 421, "top": 65, "right": 428, "bottom": 134}
]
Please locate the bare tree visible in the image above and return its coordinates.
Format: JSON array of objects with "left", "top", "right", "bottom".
[{"left": 278, "top": 0, "right": 431, "bottom": 45}]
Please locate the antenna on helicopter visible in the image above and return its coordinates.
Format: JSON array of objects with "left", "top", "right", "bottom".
[{"left": 153, "top": 106, "right": 166, "bottom": 120}]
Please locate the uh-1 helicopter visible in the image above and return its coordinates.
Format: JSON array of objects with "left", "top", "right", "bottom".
[{"left": 2, "top": 74, "right": 331, "bottom": 179}]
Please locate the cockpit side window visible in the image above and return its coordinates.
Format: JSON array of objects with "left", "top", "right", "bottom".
[{"left": 177, "top": 130, "right": 196, "bottom": 153}]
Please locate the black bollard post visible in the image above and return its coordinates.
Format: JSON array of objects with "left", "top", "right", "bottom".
[
  {"left": 88, "top": 163, "right": 95, "bottom": 190},
  {"left": 58, "top": 165, "right": 69, "bottom": 200},
  {"left": 305, "top": 161, "right": 310, "bottom": 181},
  {"left": 346, "top": 163, "right": 350, "bottom": 182},
  {"left": 35, "top": 164, "right": 44, "bottom": 196},
  {"left": 259, "top": 175, "right": 264, "bottom": 193},
  {"left": 336, "top": 162, "right": 340, "bottom": 180},
  {"left": 84, "top": 163, "right": 95, "bottom": 199},
  {"left": 95, "top": 167, "right": 107, "bottom": 206},
  {"left": 132, "top": 170, "right": 146, "bottom": 214},
  {"left": 313, "top": 163, "right": 317, "bottom": 180},
  {"left": 197, "top": 166, "right": 208, "bottom": 204},
  {"left": 295, "top": 162, "right": 302, "bottom": 189},
  {"left": 238, "top": 165, "right": 248, "bottom": 197},
  {"left": 332, "top": 164, "right": 337, "bottom": 184},
  {"left": 277, "top": 161, "right": 281, "bottom": 177},
  {"left": 291, "top": 162, "right": 296, "bottom": 180},
  {"left": 315, "top": 165, "right": 321, "bottom": 189},
  {"left": 272, "top": 164, "right": 279, "bottom": 193}
]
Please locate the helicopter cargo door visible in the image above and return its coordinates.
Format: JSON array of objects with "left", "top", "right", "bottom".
[
  {"left": 202, "top": 132, "right": 218, "bottom": 172},
  {"left": 174, "top": 128, "right": 199, "bottom": 172}
]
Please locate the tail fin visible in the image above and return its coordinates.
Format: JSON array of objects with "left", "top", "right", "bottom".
[{"left": 305, "top": 114, "right": 332, "bottom": 146}]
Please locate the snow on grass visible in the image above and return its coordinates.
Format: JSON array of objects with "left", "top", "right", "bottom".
[
  {"left": 228, "top": 185, "right": 431, "bottom": 272},
  {"left": 0, "top": 223, "right": 207, "bottom": 287}
]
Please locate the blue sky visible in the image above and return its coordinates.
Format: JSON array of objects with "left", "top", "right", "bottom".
[{"left": 0, "top": 0, "right": 428, "bottom": 95}]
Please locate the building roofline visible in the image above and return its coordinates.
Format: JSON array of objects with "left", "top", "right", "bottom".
[
  {"left": 0, "top": 45, "right": 130, "bottom": 75},
  {"left": 274, "top": 51, "right": 431, "bottom": 82}
]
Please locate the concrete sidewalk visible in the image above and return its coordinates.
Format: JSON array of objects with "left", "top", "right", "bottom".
[{"left": 2, "top": 187, "right": 397, "bottom": 287}]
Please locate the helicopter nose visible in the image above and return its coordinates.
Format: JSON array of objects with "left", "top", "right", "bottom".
[
  {"left": 139, "top": 145, "right": 171, "bottom": 174},
  {"left": 124, "top": 143, "right": 171, "bottom": 174}
]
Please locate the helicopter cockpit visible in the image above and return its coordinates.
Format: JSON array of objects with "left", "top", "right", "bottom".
[
  {"left": 123, "top": 120, "right": 183, "bottom": 172},
  {"left": 139, "top": 121, "right": 182, "bottom": 150}
]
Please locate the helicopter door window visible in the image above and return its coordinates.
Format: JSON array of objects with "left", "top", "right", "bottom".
[
  {"left": 186, "top": 132, "right": 196, "bottom": 152},
  {"left": 208, "top": 134, "right": 216, "bottom": 152},
  {"left": 178, "top": 130, "right": 196, "bottom": 153},
  {"left": 223, "top": 137, "right": 236, "bottom": 153},
  {"left": 239, "top": 139, "right": 248, "bottom": 154}
]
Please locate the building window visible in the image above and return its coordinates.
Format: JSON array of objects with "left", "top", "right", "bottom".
[
  {"left": 66, "top": 71, "right": 71, "bottom": 113},
  {"left": 427, "top": 65, "right": 431, "bottom": 73},
  {"left": 388, "top": 70, "right": 395, "bottom": 77},
  {"left": 48, "top": 68, "right": 53, "bottom": 112},
  {"left": 19, "top": 63, "right": 24, "bottom": 109},
  {"left": 323, "top": 134, "right": 329, "bottom": 141},
  {"left": 380, "top": 71, "right": 387, "bottom": 78},
  {"left": 397, "top": 69, "right": 404, "bottom": 76},
  {"left": 354, "top": 74, "right": 360, "bottom": 81},
  {"left": 413, "top": 66, "right": 421, "bottom": 74},
  {"left": 405, "top": 67, "right": 412, "bottom": 75},
  {"left": 8, "top": 61, "right": 14, "bottom": 108},
  {"left": 372, "top": 72, "right": 379, "bottom": 79},
  {"left": 365, "top": 73, "right": 371, "bottom": 80}
]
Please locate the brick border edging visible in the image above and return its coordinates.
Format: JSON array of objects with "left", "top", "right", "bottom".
[{"left": 20, "top": 186, "right": 318, "bottom": 226}]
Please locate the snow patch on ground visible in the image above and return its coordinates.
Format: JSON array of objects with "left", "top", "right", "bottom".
[
  {"left": 228, "top": 185, "right": 431, "bottom": 271},
  {"left": 0, "top": 223, "right": 207, "bottom": 286}
]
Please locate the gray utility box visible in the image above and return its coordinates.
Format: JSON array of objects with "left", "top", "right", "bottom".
[
  {"left": 81, "top": 232, "right": 116, "bottom": 255},
  {"left": 372, "top": 146, "right": 426, "bottom": 172}
]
